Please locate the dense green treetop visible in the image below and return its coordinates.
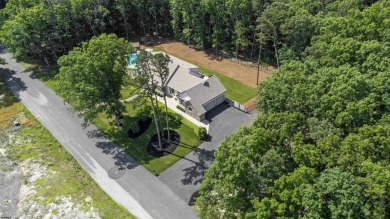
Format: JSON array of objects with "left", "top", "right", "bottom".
[
  {"left": 56, "top": 33, "right": 132, "bottom": 123},
  {"left": 198, "top": 1, "right": 390, "bottom": 218}
]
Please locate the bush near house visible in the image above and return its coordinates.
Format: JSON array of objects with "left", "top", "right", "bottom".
[
  {"left": 197, "top": 127, "right": 208, "bottom": 141},
  {"left": 176, "top": 105, "right": 185, "bottom": 112}
]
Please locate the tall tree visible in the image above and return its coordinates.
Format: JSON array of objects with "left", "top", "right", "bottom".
[
  {"left": 151, "top": 53, "right": 171, "bottom": 142},
  {"left": 133, "top": 50, "right": 163, "bottom": 149},
  {"left": 56, "top": 33, "right": 132, "bottom": 124}
]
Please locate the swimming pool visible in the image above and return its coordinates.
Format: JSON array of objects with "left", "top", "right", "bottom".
[{"left": 128, "top": 54, "right": 137, "bottom": 68}]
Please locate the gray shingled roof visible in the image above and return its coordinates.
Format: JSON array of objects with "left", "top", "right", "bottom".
[
  {"left": 151, "top": 52, "right": 204, "bottom": 92},
  {"left": 180, "top": 76, "right": 226, "bottom": 115},
  {"left": 166, "top": 66, "right": 205, "bottom": 93}
]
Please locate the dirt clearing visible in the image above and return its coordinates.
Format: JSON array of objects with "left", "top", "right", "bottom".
[{"left": 153, "top": 41, "right": 273, "bottom": 89}]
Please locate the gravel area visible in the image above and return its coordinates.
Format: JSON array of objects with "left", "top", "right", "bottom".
[
  {"left": 0, "top": 146, "right": 21, "bottom": 218},
  {"left": 0, "top": 127, "right": 100, "bottom": 219}
]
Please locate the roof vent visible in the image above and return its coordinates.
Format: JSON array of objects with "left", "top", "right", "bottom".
[{"left": 203, "top": 81, "right": 209, "bottom": 87}]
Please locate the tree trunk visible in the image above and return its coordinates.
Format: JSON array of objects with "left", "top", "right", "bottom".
[
  {"left": 235, "top": 44, "right": 239, "bottom": 60},
  {"left": 123, "top": 13, "right": 129, "bottom": 40},
  {"left": 154, "top": 92, "right": 164, "bottom": 137},
  {"left": 257, "top": 45, "right": 262, "bottom": 85},
  {"left": 163, "top": 92, "right": 170, "bottom": 142},
  {"left": 150, "top": 97, "right": 162, "bottom": 150},
  {"left": 273, "top": 35, "right": 280, "bottom": 68}
]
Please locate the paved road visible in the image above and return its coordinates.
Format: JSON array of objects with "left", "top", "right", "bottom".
[
  {"left": 158, "top": 103, "right": 256, "bottom": 204},
  {"left": 0, "top": 52, "right": 198, "bottom": 219}
]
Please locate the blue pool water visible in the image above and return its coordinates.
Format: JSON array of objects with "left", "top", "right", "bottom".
[{"left": 128, "top": 54, "right": 137, "bottom": 68}]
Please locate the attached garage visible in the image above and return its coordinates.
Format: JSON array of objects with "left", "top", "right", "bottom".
[
  {"left": 178, "top": 76, "right": 227, "bottom": 121},
  {"left": 203, "top": 94, "right": 225, "bottom": 112}
]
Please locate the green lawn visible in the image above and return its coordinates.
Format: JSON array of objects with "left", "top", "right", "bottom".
[
  {"left": 93, "top": 101, "right": 201, "bottom": 174},
  {"left": 20, "top": 61, "right": 202, "bottom": 174},
  {"left": 153, "top": 48, "right": 257, "bottom": 104},
  {"left": 198, "top": 67, "right": 257, "bottom": 104},
  {"left": 0, "top": 76, "right": 134, "bottom": 218}
]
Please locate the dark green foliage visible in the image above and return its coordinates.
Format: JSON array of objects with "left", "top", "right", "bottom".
[
  {"left": 0, "top": 0, "right": 171, "bottom": 64},
  {"left": 176, "top": 105, "right": 185, "bottom": 112},
  {"left": 197, "top": 127, "right": 207, "bottom": 141},
  {"left": 56, "top": 33, "right": 132, "bottom": 123},
  {"left": 198, "top": 1, "right": 390, "bottom": 218},
  {"left": 128, "top": 121, "right": 140, "bottom": 133}
]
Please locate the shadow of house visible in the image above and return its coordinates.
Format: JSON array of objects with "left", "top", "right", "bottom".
[{"left": 205, "top": 102, "right": 230, "bottom": 122}]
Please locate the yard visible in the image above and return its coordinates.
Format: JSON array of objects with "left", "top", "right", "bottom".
[
  {"left": 93, "top": 100, "right": 201, "bottom": 174},
  {"left": 20, "top": 62, "right": 201, "bottom": 174}
]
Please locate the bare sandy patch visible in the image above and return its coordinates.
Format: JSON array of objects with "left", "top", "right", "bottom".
[{"left": 152, "top": 41, "right": 273, "bottom": 89}]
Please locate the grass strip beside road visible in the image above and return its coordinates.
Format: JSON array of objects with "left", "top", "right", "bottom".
[{"left": 0, "top": 75, "right": 134, "bottom": 218}]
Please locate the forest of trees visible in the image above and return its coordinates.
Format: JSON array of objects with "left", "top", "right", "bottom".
[
  {"left": 1, "top": 0, "right": 390, "bottom": 218},
  {"left": 197, "top": 0, "right": 390, "bottom": 218},
  {"left": 0, "top": 0, "right": 171, "bottom": 64}
]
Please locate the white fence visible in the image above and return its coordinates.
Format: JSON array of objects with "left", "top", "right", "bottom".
[{"left": 225, "top": 97, "right": 248, "bottom": 113}]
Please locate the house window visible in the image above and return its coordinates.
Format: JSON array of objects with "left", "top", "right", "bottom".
[{"left": 188, "top": 106, "right": 192, "bottom": 112}]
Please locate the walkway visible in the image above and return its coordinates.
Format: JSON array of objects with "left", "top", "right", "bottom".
[
  {"left": 1, "top": 51, "right": 198, "bottom": 219},
  {"left": 155, "top": 95, "right": 209, "bottom": 132},
  {"left": 158, "top": 103, "right": 256, "bottom": 204}
]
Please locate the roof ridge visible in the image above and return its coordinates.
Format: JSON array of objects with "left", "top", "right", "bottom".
[{"left": 165, "top": 64, "right": 180, "bottom": 86}]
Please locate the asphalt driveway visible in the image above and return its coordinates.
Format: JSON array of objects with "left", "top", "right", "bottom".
[{"left": 158, "top": 103, "right": 257, "bottom": 204}]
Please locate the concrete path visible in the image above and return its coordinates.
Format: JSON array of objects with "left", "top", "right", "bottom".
[
  {"left": 121, "top": 94, "right": 138, "bottom": 103},
  {"left": 0, "top": 51, "right": 198, "bottom": 219},
  {"left": 158, "top": 103, "right": 257, "bottom": 204},
  {"left": 155, "top": 95, "right": 209, "bottom": 131}
]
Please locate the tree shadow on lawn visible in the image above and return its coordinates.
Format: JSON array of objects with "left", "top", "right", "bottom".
[
  {"left": 90, "top": 101, "right": 197, "bottom": 172},
  {"left": 181, "top": 147, "right": 215, "bottom": 186}
]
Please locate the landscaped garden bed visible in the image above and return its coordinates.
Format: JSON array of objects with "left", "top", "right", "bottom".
[
  {"left": 127, "top": 116, "right": 152, "bottom": 138},
  {"left": 93, "top": 101, "right": 201, "bottom": 174},
  {"left": 147, "top": 130, "right": 180, "bottom": 157}
]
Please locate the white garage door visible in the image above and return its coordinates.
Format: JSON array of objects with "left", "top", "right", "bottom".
[
  {"left": 204, "top": 100, "right": 216, "bottom": 112},
  {"left": 215, "top": 95, "right": 225, "bottom": 105},
  {"left": 204, "top": 94, "right": 225, "bottom": 112}
]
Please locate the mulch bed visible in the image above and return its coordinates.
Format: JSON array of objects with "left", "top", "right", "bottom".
[
  {"left": 147, "top": 130, "right": 180, "bottom": 157},
  {"left": 127, "top": 117, "right": 152, "bottom": 139}
]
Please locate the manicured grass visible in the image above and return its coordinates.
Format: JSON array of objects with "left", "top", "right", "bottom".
[
  {"left": 19, "top": 60, "right": 201, "bottom": 174},
  {"left": 198, "top": 67, "right": 257, "bottom": 104},
  {"left": 93, "top": 101, "right": 201, "bottom": 174},
  {"left": 153, "top": 47, "right": 257, "bottom": 104},
  {"left": 0, "top": 76, "right": 134, "bottom": 218}
]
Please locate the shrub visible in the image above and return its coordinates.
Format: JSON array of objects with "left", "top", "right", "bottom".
[
  {"left": 176, "top": 105, "right": 185, "bottom": 112},
  {"left": 129, "top": 121, "right": 140, "bottom": 133},
  {"left": 197, "top": 127, "right": 208, "bottom": 141}
]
